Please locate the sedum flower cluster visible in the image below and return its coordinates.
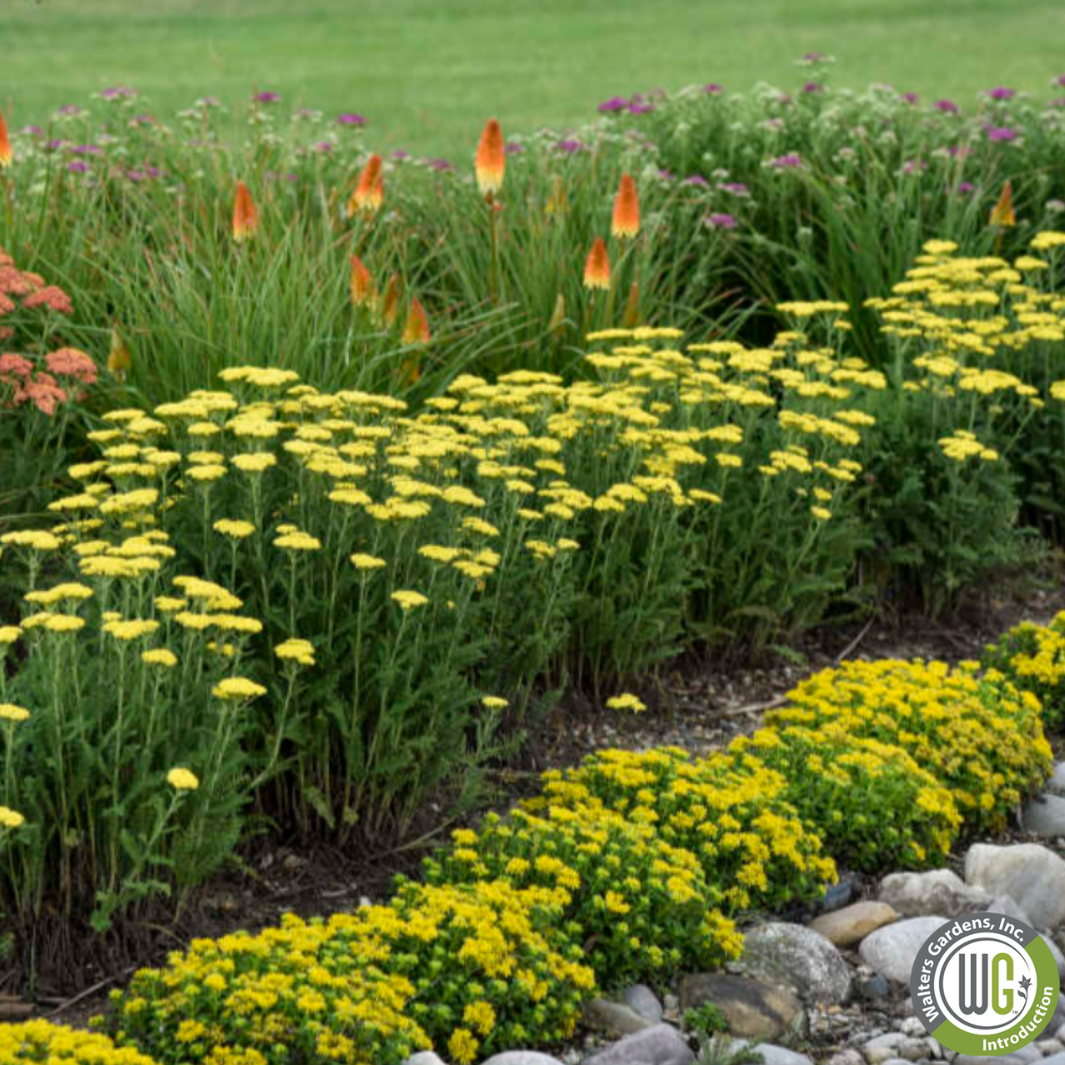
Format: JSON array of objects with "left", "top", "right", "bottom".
[
  {"left": 984, "top": 610, "right": 1065, "bottom": 729},
  {"left": 732, "top": 658, "right": 1052, "bottom": 870}
]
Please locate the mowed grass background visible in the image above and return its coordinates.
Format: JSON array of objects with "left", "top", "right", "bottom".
[{"left": 5, "top": 0, "right": 1065, "bottom": 157}]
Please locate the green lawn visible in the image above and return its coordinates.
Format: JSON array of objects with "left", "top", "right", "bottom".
[{"left": 6, "top": 0, "right": 1065, "bottom": 157}]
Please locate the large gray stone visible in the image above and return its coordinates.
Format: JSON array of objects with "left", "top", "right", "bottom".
[
  {"left": 1044, "top": 934, "right": 1065, "bottom": 980},
  {"left": 809, "top": 901, "right": 898, "bottom": 947},
  {"left": 729, "top": 1042, "right": 812, "bottom": 1065},
  {"left": 739, "top": 922, "right": 852, "bottom": 1004},
  {"left": 858, "top": 916, "right": 949, "bottom": 984},
  {"left": 1021, "top": 794, "right": 1065, "bottom": 837},
  {"left": 484, "top": 1056, "right": 564, "bottom": 1065},
  {"left": 1046, "top": 763, "right": 1065, "bottom": 797},
  {"left": 878, "top": 869, "right": 991, "bottom": 918},
  {"left": 581, "top": 1024, "right": 694, "bottom": 1065},
  {"left": 582, "top": 998, "right": 654, "bottom": 1036},
  {"left": 982, "top": 895, "right": 1033, "bottom": 926},
  {"left": 678, "top": 973, "right": 806, "bottom": 1040},
  {"left": 952, "top": 1057, "right": 1029, "bottom": 1065},
  {"left": 623, "top": 984, "right": 664, "bottom": 1023},
  {"left": 405, "top": 1055, "right": 447, "bottom": 1065},
  {"left": 965, "top": 843, "right": 1065, "bottom": 929}
]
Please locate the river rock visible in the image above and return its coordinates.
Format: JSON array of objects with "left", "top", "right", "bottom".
[
  {"left": 730, "top": 1041, "right": 812, "bottom": 1065},
  {"left": 582, "top": 998, "right": 654, "bottom": 1036},
  {"left": 678, "top": 973, "right": 806, "bottom": 1039},
  {"left": 1047, "top": 763, "right": 1065, "bottom": 797},
  {"left": 406, "top": 1055, "right": 447, "bottom": 1065},
  {"left": 739, "top": 922, "right": 852, "bottom": 1004},
  {"left": 580, "top": 1024, "right": 694, "bottom": 1065},
  {"left": 982, "top": 895, "right": 1033, "bottom": 926},
  {"left": 858, "top": 916, "right": 949, "bottom": 984},
  {"left": 879, "top": 870, "right": 990, "bottom": 918},
  {"left": 623, "top": 984, "right": 664, "bottom": 1023},
  {"left": 809, "top": 901, "right": 899, "bottom": 947},
  {"left": 965, "top": 844, "right": 1065, "bottom": 929},
  {"left": 484, "top": 1056, "right": 565, "bottom": 1065},
  {"left": 1021, "top": 794, "right": 1065, "bottom": 837}
]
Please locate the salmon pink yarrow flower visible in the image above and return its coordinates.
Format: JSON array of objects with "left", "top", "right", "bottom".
[
  {"left": 22, "top": 286, "right": 73, "bottom": 314},
  {"left": 0, "top": 353, "right": 33, "bottom": 378},
  {"left": 46, "top": 348, "right": 97, "bottom": 384}
]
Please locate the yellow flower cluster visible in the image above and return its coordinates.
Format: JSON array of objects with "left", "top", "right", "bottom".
[
  {"left": 428, "top": 745, "right": 833, "bottom": 984},
  {"left": 867, "top": 236, "right": 1065, "bottom": 411},
  {"left": 0, "top": 1021, "right": 159, "bottom": 1065},
  {"left": 984, "top": 611, "right": 1065, "bottom": 728},
  {"left": 758, "top": 657, "right": 1051, "bottom": 849},
  {"left": 109, "top": 879, "right": 593, "bottom": 1065}
]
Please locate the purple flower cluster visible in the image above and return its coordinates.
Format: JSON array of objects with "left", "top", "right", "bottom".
[
  {"left": 336, "top": 113, "right": 366, "bottom": 126},
  {"left": 768, "top": 153, "right": 804, "bottom": 169},
  {"left": 253, "top": 91, "right": 281, "bottom": 104},
  {"left": 985, "top": 126, "right": 1020, "bottom": 142},
  {"left": 596, "top": 93, "right": 655, "bottom": 115},
  {"left": 705, "top": 212, "right": 738, "bottom": 229}
]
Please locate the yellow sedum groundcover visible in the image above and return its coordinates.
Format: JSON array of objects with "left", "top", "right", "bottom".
[{"left": 6, "top": 645, "right": 1055, "bottom": 1065}]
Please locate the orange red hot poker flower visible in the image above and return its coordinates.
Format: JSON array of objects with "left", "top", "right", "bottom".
[
  {"left": 583, "top": 237, "right": 611, "bottom": 291},
  {"left": 990, "top": 179, "right": 1016, "bottom": 228},
  {"left": 611, "top": 173, "right": 640, "bottom": 238},
  {"left": 402, "top": 297, "right": 431, "bottom": 344},
  {"left": 232, "top": 181, "right": 258, "bottom": 242},
  {"left": 475, "top": 119, "right": 506, "bottom": 197},
  {"left": 350, "top": 154, "right": 384, "bottom": 215},
  {"left": 0, "top": 107, "right": 12, "bottom": 169},
  {"left": 350, "top": 255, "right": 374, "bottom": 307}
]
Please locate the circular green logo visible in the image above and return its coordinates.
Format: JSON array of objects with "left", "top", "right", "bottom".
[{"left": 910, "top": 912, "right": 1060, "bottom": 1055}]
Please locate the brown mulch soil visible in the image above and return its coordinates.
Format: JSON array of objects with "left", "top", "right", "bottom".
[{"left": 17, "top": 569, "right": 1065, "bottom": 1028}]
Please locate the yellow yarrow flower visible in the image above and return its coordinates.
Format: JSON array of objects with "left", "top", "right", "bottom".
[
  {"left": 606, "top": 693, "right": 647, "bottom": 713},
  {"left": 0, "top": 807, "right": 25, "bottom": 829},
  {"left": 275, "top": 638, "right": 316, "bottom": 666},
  {"left": 212, "top": 677, "right": 268, "bottom": 700},
  {"left": 391, "top": 590, "right": 429, "bottom": 611},
  {"left": 167, "top": 767, "right": 200, "bottom": 791}
]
